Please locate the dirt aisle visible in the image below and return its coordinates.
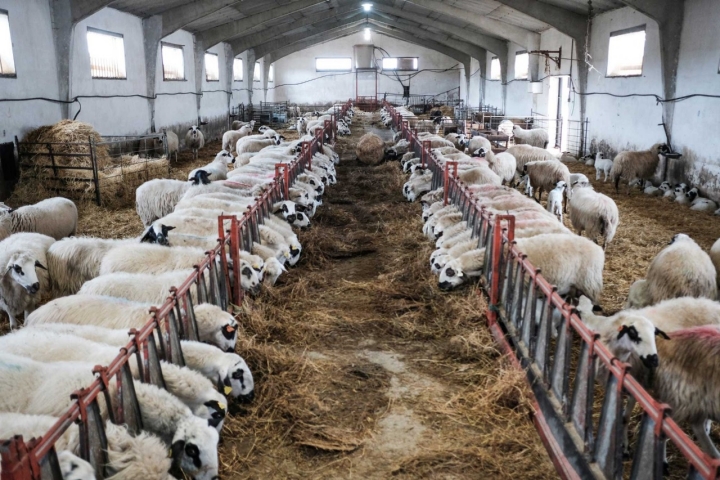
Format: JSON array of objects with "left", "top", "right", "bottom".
[{"left": 220, "top": 113, "right": 556, "bottom": 479}]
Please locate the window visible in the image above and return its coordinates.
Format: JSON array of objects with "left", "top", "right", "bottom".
[
  {"left": 253, "top": 62, "right": 260, "bottom": 82},
  {"left": 490, "top": 56, "right": 500, "bottom": 80},
  {"left": 382, "top": 57, "right": 418, "bottom": 71},
  {"left": 161, "top": 43, "right": 184, "bottom": 81},
  {"left": 514, "top": 51, "right": 528, "bottom": 80},
  {"left": 0, "top": 11, "right": 16, "bottom": 77},
  {"left": 87, "top": 28, "right": 126, "bottom": 79},
  {"left": 268, "top": 65, "right": 274, "bottom": 83},
  {"left": 607, "top": 26, "right": 646, "bottom": 77},
  {"left": 315, "top": 57, "right": 352, "bottom": 72},
  {"left": 205, "top": 52, "right": 219, "bottom": 81},
  {"left": 233, "top": 57, "right": 243, "bottom": 81}
]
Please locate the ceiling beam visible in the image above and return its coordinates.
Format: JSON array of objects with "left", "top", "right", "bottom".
[
  {"left": 71, "top": 0, "right": 114, "bottom": 23},
  {"left": 229, "top": 4, "right": 363, "bottom": 53},
  {"left": 266, "top": 26, "right": 365, "bottom": 64},
  {"left": 253, "top": 16, "right": 368, "bottom": 58},
  {"left": 371, "top": 2, "right": 507, "bottom": 56},
  {"left": 197, "top": 0, "right": 328, "bottom": 48},
  {"left": 398, "top": 0, "right": 538, "bottom": 49},
  {"left": 160, "top": 0, "right": 242, "bottom": 38},
  {"left": 493, "top": 0, "right": 587, "bottom": 40},
  {"left": 618, "top": 0, "right": 685, "bottom": 143},
  {"left": 370, "top": 25, "right": 471, "bottom": 68}
]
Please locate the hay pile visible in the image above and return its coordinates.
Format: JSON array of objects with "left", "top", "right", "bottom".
[
  {"left": 355, "top": 132, "right": 385, "bottom": 165},
  {"left": 14, "top": 121, "right": 169, "bottom": 209}
]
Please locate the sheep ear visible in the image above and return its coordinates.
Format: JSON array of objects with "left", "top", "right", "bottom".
[
  {"left": 617, "top": 325, "right": 629, "bottom": 340},
  {"left": 34, "top": 260, "right": 47, "bottom": 271},
  {"left": 169, "top": 440, "right": 186, "bottom": 477},
  {"left": 140, "top": 227, "right": 156, "bottom": 243},
  {"left": 655, "top": 328, "right": 670, "bottom": 340}
]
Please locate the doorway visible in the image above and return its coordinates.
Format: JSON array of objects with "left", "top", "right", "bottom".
[{"left": 547, "top": 76, "right": 570, "bottom": 152}]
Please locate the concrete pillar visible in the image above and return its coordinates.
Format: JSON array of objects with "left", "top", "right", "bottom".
[
  {"left": 499, "top": 50, "right": 509, "bottom": 114},
  {"left": 479, "top": 50, "right": 487, "bottom": 107},
  {"left": 49, "top": 0, "right": 74, "bottom": 119},
  {"left": 193, "top": 38, "right": 205, "bottom": 124},
  {"left": 142, "top": 15, "right": 162, "bottom": 132},
  {"left": 262, "top": 58, "right": 271, "bottom": 103},
  {"left": 527, "top": 33, "right": 541, "bottom": 82},
  {"left": 245, "top": 49, "right": 256, "bottom": 107},
  {"left": 224, "top": 43, "right": 234, "bottom": 121}
]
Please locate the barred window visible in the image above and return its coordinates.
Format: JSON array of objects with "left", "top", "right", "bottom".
[
  {"left": 607, "top": 26, "right": 646, "bottom": 77},
  {"left": 0, "top": 11, "right": 16, "bottom": 76},
  {"left": 87, "top": 28, "right": 126, "bottom": 79},
  {"left": 161, "top": 43, "right": 184, "bottom": 81},
  {"left": 233, "top": 58, "right": 243, "bottom": 81},
  {"left": 205, "top": 52, "right": 219, "bottom": 81},
  {"left": 490, "top": 57, "right": 500, "bottom": 80}
]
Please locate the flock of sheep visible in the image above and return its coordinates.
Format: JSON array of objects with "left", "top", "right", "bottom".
[
  {"left": 384, "top": 104, "right": 720, "bottom": 465},
  {"left": 0, "top": 106, "right": 350, "bottom": 479}
]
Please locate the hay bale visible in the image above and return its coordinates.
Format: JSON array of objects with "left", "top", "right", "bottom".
[
  {"left": 356, "top": 133, "right": 385, "bottom": 165},
  {"left": 20, "top": 120, "right": 111, "bottom": 169}
]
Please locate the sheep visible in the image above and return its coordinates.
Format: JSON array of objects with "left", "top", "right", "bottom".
[
  {"left": 0, "top": 413, "right": 172, "bottom": 480},
  {"left": 594, "top": 152, "right": 613, "bottom": 181},
  {"left": 384, "top": 139, "right": 411, "bottom": 160},
  {"left": 0, "top": 197, "right": 77, "bottom": 241},
  {"left": 0, "top": 352, "right": 220, "bottom": 479},
  {"left": 0, "top": 232, "right": 54, "bottom": 329},
  {"left": 546, "top": 181, "right": 565, "bottom": 222},
  {"left": 568, "top": 183, "right": 620, "bottom": 249},
  {"left": 559, "top": 152, "right": 578, "bottom": 163},
  {"left": 46, "top": 237, "right": 139, "bottom": 297},
  {"left": 0, "top": 329, "right": 229, "bottom": 430},
  {"left": 458, "top": 134, "right": 491, "bottom": 153},
  {"left": 235, "top": 136, "right": 283, "bottom": 155},
  {"left": 641, "top": 180, "right": 661, "bottom": 196},
  {"left": 643, "top": 234, "right": 717, "bottom": 306},
  {"left": 457, "top": 166, "right": 502, "bottom": 187},
  {"left": 691, "top": 197, "right": 718, "bottom": 212},
  {"left": 185, "top": 126, "right": 205, "bottom": 160},
  {"left": 610, "top": 143, "right": 670, "bottom": 193},
  {"left": 523, "top": 160, "right": 571, "bottom": 203},
  {"left": 356, "top": 133, "right": 385, "bottom": 165},
  {"left": 439, "top": 233, "right": 604, "bottom": 302},
  {"left": 511, "top": 125, "right": 549, "bottom": 148},
  {"left": 486, "top": 151, "right": 516, "bottom": 185},
  {"left": 166, "top": 232, "right": 218, "bottom": 250},
  {"left": 154, "top": 128, "right": 179, "bottom": 162},
  {"left": 231, "top": 119, "right": 255, "bottom": 131},
  {"left": 26, "top": 296, "right": 239, "bottom": 353},
  {"left": 222, "top": 124, "right": 253, "bottom": 153},
  {"left": 187, "top": 150, "right": 235, "bottom": 182},
  {"left": 98, "top": 244, "right": 209, "bottom": 276},
  {"left": 507, "top": 145, "right": 555, "bottom": 173},
  {"left": 569, "top": 173, "right": 589, "bottom": 187},
  {"left": 135, "top": 175, "right": 211, "bottom": 226},
  {"left": 24, "top": 322, "right": 255, "bottom": 401},
  {"left": 625, "top": 279, "right": 651, "bottom": 309},
  {"left": 675, "top": 185, "right": 696, "bottom": 205}
]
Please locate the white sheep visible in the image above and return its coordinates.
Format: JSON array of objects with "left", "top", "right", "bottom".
[
  {"left": 642, "top": 180, "right": 661, "bottom": 196},
  {"left": 222, "top": 125, "right": 253, "bottom": 153},
  {"left": 512, "top": 125, "right": 549, "bottom": 148},
  {"left": 236, "top": 135, "right": 284, "bottom": 155},
  {"left": 0, "top": 329, "right": 228, "bottom": 430},
  {"left": 135, "top": 176, "right": 213, "bottom": 227},
  {"left": 185, "top": 126, "right": 205, "bottom": 160},
  {"left": 99, "top": 244, "right": 208, "bottom": 276},
  {"left": 154, "top": 129, "right": 179, "bottom": 162},
  {"left": 0, "top": 197, "right": 77, "bottom": 241},
  {"left": 568, "top": 183, "right": 620, "bottom": 249},
  {"left": 546, "top": 181, "right": 565, "bottom": 222},
  {"left": 0, "top": 232, "right": 54, "bottom": 329},
  {"left": 485, "top": 151, "right": 517, "bottom": 185},
  {"left": 610, "top": 143, "right": 670, "bottom": 193},
  {"left": 507, "top": 145, "right": 556, "bottom": 175},
  {"left": 675, "top": 185, "right": 695, "bottom": 205},
  {"left": 0, "top": 413, "right": 172, "bottom": 480},
  {"left": 689, "top": 190, "right": 718, "bottom": 212},
  {"left": 26, "top": 296, "right": 239, "bottom": 353},
  {"left": 645, "top": 234, "right": 717, "bottom": 305},
  {"left": 25, "top": 322, "right": 255, "bottom": 401},
  {"left": 458, "top": 134, "right": 492, "bottom": 154},
  {"left": 187, "top": 150, "right": 235, "bottom": 182},
  {"left": 0, "top": 353, "right": 220, "bottom": 480},
  {"left": 569, "top": 173, "right": 590, "bottom": 188},
  {"left": 625, "top": 279, "right": 651, "bottom": 309},
  {"left": 439, "top": 233, "right": 604, "bottom": 302},
  {"left": 594, "top": 152, "right": 613, "bottom": 181},
  {"left": 457, "top": 166, "right": 503, "bottom": 187}
]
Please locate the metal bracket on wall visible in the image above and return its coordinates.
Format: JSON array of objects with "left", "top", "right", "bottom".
[{"left": 529, "top": 47, "right": 562, "bottom": 70}]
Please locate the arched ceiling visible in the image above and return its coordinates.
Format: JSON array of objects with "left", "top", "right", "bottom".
[{"left": 76, "top": 0, "right": 627, "bottom": 61}]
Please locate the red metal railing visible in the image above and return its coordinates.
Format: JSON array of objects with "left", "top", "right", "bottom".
[
  {"left": 383, "top": 100, "right": 720, "bottom": 480},
  {"left": 0, "top": 100, "right": 353, "bottom": 480}
]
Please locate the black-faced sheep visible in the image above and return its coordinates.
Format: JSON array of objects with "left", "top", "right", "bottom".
[{"left": 185, "top": 126, "right": 205, "bottom": 160}]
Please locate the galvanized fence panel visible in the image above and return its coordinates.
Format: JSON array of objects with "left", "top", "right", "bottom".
[{"left": 383, "top": 100, "right": 720, "bottom": 480}]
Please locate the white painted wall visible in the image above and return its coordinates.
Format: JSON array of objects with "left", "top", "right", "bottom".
[
  {"left": 467, "top": 57, "right": 481, "bottom": 108},
  {"left": 505, "top": 42, "right": 533, "bottom": 115},
  {"left": 532, "top": 28, "right": 579, "bottom": 121},
  {"left": 70, "top": 8, "right": 150, "bottom": 135},
  {"left": 271, "top": 32, "right": 462, "bottom": 104},
  {"left": 0, "top": 0, "right": 62, "bottom": 142},
  {"left": 154, "top": 30, "right": 197, "bottom": 136}
]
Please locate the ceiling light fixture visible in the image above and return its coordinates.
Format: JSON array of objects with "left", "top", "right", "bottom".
[{"left": 362, "top": 3, "right": 372, "bottom": 12}]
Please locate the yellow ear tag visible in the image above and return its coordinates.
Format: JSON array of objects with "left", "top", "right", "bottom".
[
  {"left": 224, "top": 385, "right": 232, "bottom": 395},
  {"left": 219, "top": 402, "right": 227, "bottom": 411},
  {"left": 167, "top": 448, "right": 172, "bottom": 458}
]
